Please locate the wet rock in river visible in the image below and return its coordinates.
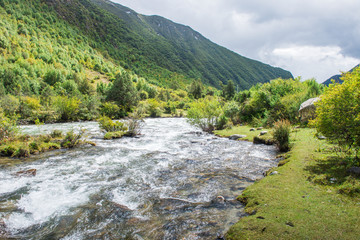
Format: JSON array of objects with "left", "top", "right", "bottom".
[
  {"left": 0, "top": 201, "right": 18, "bottom": 212},
  {"left": 113, "top": 203, "right": 132, "bottom": 212},
  {"left": 15, "top": 169, "right": 36, "bottom": 177},
  {"left": 216, "top": 196, "right": 226, "bottom": 203}
]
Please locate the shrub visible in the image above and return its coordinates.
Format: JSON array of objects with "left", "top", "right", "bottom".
[
  {"left": 146, "top": 99, "right": 162, "bottom": 117},
  {"left": 38, "top": 134, "right": 52, "bottom": 143},
  {"left": 12, "top": 146, "right": 30, "bottom": 158},
  {"left": 0, "top": 110, "right": 18, "bottom": 141},
  {"left": 104, "top": 131, "right": 124, "bottom": 140},
  {"left": 164, "top": 101, "right": 176, "bottom": 115},
  {"left": 224, "top": 101, "right": 240, "bottom": 124},
  {"left": 50, "top": 130, "right": 63, "bottom": 138},
  {"left": 216, "top": 114, "right": 228, "bottom": 130},
  {"left": 43, "top": 69, "right": 64, "bottom": 86},
  {"left": 61, "top": 130, "right": 84, "bottom": 148},
  {"left": 54, "top": 96, "right": 80, "bottom": 121},
  {"left": 311, "top": 67, "right": 360, "bottom": 161},
  {"left": 100, "top": 102, "right": 124, "bottom": 119},
  {"left": 0, "top": 145, "right": 17, "bottom": 156},
  {"left": 272, "top": 119, "right": 291, "bottom": 152},
  {"left": 29, "top": 141, "right": 40, "bottom": 153},
  {"left": 125, "top": 113, "right": 144, "bottom": 137},
  {"left": 98, "top": 116, "right": 127, "bottom": 133},
  {"left": 187, "top": 97, "right": 223, "bottom": 133}
]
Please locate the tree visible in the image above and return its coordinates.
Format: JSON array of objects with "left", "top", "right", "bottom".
[
  {"left": 222, "top": 80, "right": 236, "bottom": 100},
  {"left": 188, "top": 80, "right": 204, "bottom": 99},
  {"left": 312, "top": 67, "right": 360, "bottom": 160},
  {"left": 106, "top": 73, "right": 138, "bottom": 110}
]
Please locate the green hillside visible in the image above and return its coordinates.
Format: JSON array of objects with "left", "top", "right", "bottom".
[
  {"left": 0, "top": 0, "right": 293, "bottom": 123},
  {"left": 48, "top": 0, "right": 293, "bottom": 89}
]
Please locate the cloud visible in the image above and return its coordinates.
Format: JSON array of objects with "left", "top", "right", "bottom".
[
  {"left": 260, "top": 45, "right": 360, "bottom": 81},
  {"left": 112, "top": 0, "right": 360, "bottom": 82}
]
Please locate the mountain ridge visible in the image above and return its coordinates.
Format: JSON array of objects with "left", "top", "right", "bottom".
[{"left": 322, "top": 64, "right": 360, "bottom": 86}]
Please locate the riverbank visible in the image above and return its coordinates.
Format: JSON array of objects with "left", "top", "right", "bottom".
[{"left": 223, "top": 127, "right": 360, "bottom": 239}]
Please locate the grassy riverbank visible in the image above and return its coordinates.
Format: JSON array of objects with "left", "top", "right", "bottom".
[{"left": 223, "top": 127, "right": 360, "bottom": 239}]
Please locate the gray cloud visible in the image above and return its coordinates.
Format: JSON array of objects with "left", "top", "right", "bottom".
[{"left": 112, "top": 0, "right": 360, "bottom": 82}]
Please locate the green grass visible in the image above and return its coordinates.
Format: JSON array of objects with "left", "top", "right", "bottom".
[
  {"left": 214, "top": 125, "right": 273, "bottom": 142},
  {"left": 226, "top": 128, "right": 360, "bottom": 239}
]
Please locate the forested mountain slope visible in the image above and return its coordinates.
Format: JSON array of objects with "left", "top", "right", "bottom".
[{"left": 48, "top": 0, "right": 293, "bottom": 89}]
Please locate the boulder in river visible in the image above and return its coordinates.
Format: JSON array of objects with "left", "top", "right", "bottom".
[
  {"left": 229, "top": 135, "right": 247, "bottom": 140},
  {"left": 15, "top": 169, "right": 36, "bottom": 177}
]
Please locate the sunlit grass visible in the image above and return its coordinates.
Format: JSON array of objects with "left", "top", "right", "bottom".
[{"left": 226, "top": 128, "right": 360, "bottom": 239}]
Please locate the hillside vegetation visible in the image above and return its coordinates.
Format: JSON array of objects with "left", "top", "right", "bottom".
[{"left": 47, "top": 0, "right": 293, "bottom": 89}]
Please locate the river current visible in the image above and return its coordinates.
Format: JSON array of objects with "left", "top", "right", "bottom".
[{"left": 0, "top": 118, "right": 277, "bottom": 239}]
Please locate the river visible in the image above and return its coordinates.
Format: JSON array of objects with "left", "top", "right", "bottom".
[{"left": 0, "top": 118, "right": 277, "bottom": 239}]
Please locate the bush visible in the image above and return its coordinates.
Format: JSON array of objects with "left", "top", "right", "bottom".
[
  {"left": 100, "top": 102, "right": 124, "bottom": 119},
  {"left": 50, "top": 130, "right": 63, "bottom": 138},
  {"left": 272, "top": 119, "right": 291, "bottom": 152},
  {"left": 125, "top": 113, "right": 144, "bottom": 137},
  {"left": 311, "top": 67, "right": 360, "bottom": 160},
  {"left": 29, "top": 141, "right": 40, "bottom": 153},
  {"left": 61, "top": 130, "right": 84, "bottom": 148},
  {"left": 98, "top": 116, "right": 127, "bottom": 133},
  {"left": 0, "top": 145, "right": 17, "bottom": 156},
  {"left": 146, "top": 99, "right": 162, "bottom": 117},
  {"left": 0, "top": 109, "right": 18, "bottom": 141},
  {"left": 224, "top": 101, "right": 240, "bottom": 124},
  {"left": 12, "top": 146, "right": 30, "bottom": 158},
  {"left": 187, "top": 97, "right": 223, "bottom": 133},
  {"left": 54, "top": 96, "right": 80, "bottom": 121},
  {"left": 104, "top": 131, "right": 124, "bottom": 140},
  {"left": 216, "top": 114, "right": 228, "bottom": 130}
]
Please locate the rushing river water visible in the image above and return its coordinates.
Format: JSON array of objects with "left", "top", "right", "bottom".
[{"left": 0, "top": 118, "right": 278, "bottom": 239}]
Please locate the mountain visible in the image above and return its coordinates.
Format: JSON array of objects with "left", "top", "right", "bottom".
[
  {"left": 46, "top": 0, "right": 293, "bottom": 89},
  {"left": 322, "top": 64, "right": 359, "bottom": 86}
]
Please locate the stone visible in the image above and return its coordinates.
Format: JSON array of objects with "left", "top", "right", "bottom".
[
  {"left": 250, "top": 128, "right": 255, "bottom": 132},
  {"left": 257, "top": 127, "right": 264, "bottom": 130},
  {"left": 270, "top": 171, "right": 279, "bottom": 176},
  {"left": 286, "top": 221, "right": 295, "bottom": 227},
  {"left": 229, "top": 134, "right": 247, "bottom": 140},
  {"left": 347, "top": 167, "right": 360, "bottom": 176},
  {"left": 216, "top": 196, "right": 226, "bottom": 203},
  {"left": 15, "top": 169, "right": 36, "bottom": 177},
  {"left": 260, "top": 131, "right": 268, "bottom": 136}
]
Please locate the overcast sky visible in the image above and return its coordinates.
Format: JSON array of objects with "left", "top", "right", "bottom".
[{"left": 113, "top": 0, "right": 360, "bottom": 82}]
